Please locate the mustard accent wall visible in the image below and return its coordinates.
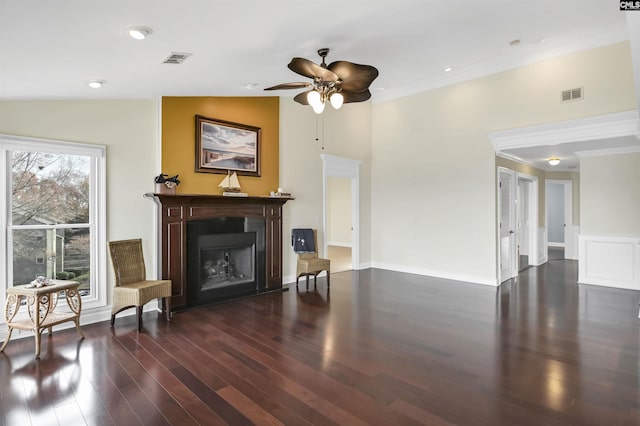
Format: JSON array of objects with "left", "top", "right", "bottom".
[{"left": 162, "top": 97, "right": 279, "bottom": 195}]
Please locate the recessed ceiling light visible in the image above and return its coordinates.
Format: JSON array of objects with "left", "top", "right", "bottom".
[
  {"left": 243, "top": 83, "right": 259, "bottom": 90},
  {"left": 509, "top": 39, "right": 521, "bottom": 46},
  {"left": 88, "top": 80, "right": 105, "bottom": 89},
  {"left": 128, "top": 27, "right": 153, "bottom": 40},
  {"left": 444, "top": 66, "right": 453, "bottom": 73}
]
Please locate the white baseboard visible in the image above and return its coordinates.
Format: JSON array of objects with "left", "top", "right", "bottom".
[
  {"left": 0, "top": 304, "right": 162, "bottom": 342},
  {"left": 579, "top": 234, "right": 640, "bottom": 290},
  {"left": 371, "top": 262, "right": 497, "bottom": 287},
  {"left": 548, "top": 242, "right": 565, "bottom": 248},
  {"left": 357, "top": 262, "right": 372, "bottom": 270},
  {"left": 327, "top": 241, "right": 352, "bottom": 248}
]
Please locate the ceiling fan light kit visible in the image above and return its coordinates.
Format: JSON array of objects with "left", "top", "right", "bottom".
[{"left": 265, "top": 48, "right": 378, "bottom": 114}]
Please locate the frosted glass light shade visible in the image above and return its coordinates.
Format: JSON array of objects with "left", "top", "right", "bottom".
[
  {"left": 307, "top": 90, "right": 322, "bottom": 108},
  {"left": 311, "top": 101, "right": 325, "bottom": 114},
  {"left": 548, "top": 158, "right": 560, "bottom": 166},
  {"left": 329, "top": 92, "right": 344, "bottom": 109}
]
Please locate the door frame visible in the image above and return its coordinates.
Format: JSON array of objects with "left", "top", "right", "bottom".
[
  {"left": 516, "top": 172, "right": 539, "bottom": 267},
  {"left": 497, "top": 167, "right": 516, "bottom": 283},
  {"left": 321, "top": 154, "right": 361, "bottom": 270},
  {"left": 497, "top": 168, "right": 539, "bottom": 283}
]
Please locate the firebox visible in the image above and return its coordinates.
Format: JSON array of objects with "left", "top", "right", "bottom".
[{"left": 187, "top": 216, "right": 265, "bottom": 307}]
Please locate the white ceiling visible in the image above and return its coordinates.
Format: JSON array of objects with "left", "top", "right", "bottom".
[
  {"left": 499, "top": 135, "right": 640, "bottom": 171},
  {"left": 0, "top": 1, "right": 636, "bottom": 170}
]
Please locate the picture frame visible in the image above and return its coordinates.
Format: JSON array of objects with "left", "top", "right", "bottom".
[{"left": 195, "top": 115, "right": 261, "bottom": 176}]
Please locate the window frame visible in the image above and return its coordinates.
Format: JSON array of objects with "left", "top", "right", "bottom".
[{"left": 0, "top": 134, "right": 107, "bottom": 313}]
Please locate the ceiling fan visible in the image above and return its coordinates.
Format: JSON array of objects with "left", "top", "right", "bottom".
[{"left": 264, "top": 48, "right": 379, "bottom": 114}]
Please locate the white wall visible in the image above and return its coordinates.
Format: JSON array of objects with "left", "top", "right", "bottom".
[
  {"left": 579, "top": 152, "right": 640, "bottom": 290},
  {"left": 0, "top": 100, "right": 160, "bottom": 306},
  {"left": 580, "top": 152, "right": 640, "bottom": 235},
  {"left": 327, "top": 177, "right": 352, "bottom": 245},
  {"left": 280, "top": 99, "right": 372, "bottom": 281},
  {"left": 371, "top": 42, "right": 636, "bottom": 286}
]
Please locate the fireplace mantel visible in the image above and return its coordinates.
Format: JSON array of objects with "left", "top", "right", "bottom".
[{"left": 144, "top": 193, "right": 292, "bottom": 310}]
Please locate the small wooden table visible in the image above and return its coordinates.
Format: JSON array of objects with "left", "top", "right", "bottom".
[{"left": 1, "top": 280, "right": 84, "bottom": 358}]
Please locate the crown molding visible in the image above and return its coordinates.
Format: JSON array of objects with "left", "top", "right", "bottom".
[
  {"left": 488, "top": 110, "right": 640, "bottom": 151},
  {"left": 495, "top": 151, "right": 534, "bottom": 166},
  {"left": 374, "top": 23, "right": 629, "bottom": 104},
  {"left": 575, "top": 145, "right": 640, "bottom": 157}
]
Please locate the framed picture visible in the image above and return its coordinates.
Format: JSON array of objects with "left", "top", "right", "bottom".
[{"left": 195, "top": 115, "right": 261, "bottom": 176}]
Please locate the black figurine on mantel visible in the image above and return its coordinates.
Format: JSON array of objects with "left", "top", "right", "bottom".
[
  {"left": 154, "top": 173, "right": 181, "bottom": 193},
  {"left": 154, "top": 173, "right": 180, "bottom": 186}
]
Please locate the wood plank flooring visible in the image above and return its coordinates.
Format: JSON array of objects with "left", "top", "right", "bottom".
[{"left": 2, "top": 260, "right": 640, "bottom": 425}]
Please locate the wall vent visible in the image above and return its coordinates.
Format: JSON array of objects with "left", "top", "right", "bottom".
[
  {"left": 162, "top": 52, "right": 192, "bottom": 64},
  {"left": 561, "top": 87, "right": 583, "bottom": 102}
]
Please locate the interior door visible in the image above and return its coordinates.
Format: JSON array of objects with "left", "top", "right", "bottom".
[
  {"left": 517, "top": 179, "right": 530, "bottom": 271},
  {"left": 499, "top": 169, "right": 516, "bottom": 282}
]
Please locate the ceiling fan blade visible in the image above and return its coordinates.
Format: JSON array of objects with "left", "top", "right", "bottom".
[
  {"left": 341, "top": 89, "right": 372, "bottom": 104},
  {"left": 264, "top": 82, "right": 312, "bottom": 91},
  {"left": 293, "top": 91, "right": 311, "bottom": 105},
  {"left": 288, "top": 57, "right": 338, "bottom": 81},
  {"left": 328, "top": 61, "right": 379, "bottom": 92}
]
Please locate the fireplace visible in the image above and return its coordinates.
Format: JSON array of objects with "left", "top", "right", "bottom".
[
  {"left": 145, "top": 193, "right": 291, "bottom": 311},
  {"left": 187, "top": 217, "right": 265, "bottom": 306}
]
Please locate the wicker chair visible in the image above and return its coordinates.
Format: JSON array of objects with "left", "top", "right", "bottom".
[
  {"left": 295, "top": 229, "right": 330, "bottom": 291},
  {"left": 108, "top": 239, "right": 172, "bottom": 331}
]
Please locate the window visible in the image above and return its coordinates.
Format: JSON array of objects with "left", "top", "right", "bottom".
[{"left": 0, "top": 134, "right": 106, "bottom": 311}]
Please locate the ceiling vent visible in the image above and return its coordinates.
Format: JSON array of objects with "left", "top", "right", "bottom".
[
  {"left": 561, "top": 87, "right": 583, "bottom": 102},
  {"left": 162, "top": 52, "right": 192, "bottom": 64}
]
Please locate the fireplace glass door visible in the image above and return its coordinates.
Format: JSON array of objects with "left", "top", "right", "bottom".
[{"left": 200, "top": 242, "right": 254, "bottom": 291}]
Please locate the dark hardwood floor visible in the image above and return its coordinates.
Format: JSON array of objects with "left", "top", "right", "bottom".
[{"left": 2, "top": 260, "right": 640, "bottom": 425}]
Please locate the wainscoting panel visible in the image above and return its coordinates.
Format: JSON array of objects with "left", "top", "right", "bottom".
[{"left": 579, "top": 235, "right": 640, "bottom": 290}]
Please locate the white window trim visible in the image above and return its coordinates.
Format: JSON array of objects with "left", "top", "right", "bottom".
[{"left": 0, "top": 134, "right": 107, "bottom": 318}]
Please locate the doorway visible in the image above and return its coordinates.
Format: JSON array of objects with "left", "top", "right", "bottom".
[
  {"left": 545, "top": 179, "right": 573, "bottom": 260},
  {"left": 326, "top": 176, "right": 352, "bottom": 272},
  {"left": 321, "top": 154, "right": 361, "bottom": 272},
  {"left": 498, "top": 168, "right": 516, "bottom": 283},
  {"left": 498, "top": 168, "right": 539, "bottom": 283},
  {"left": 517, "top": 179, "right": 530, "bottom": 271}
]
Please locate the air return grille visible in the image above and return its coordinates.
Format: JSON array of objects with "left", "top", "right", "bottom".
[
  {"left": 162, "top": 52, "right": 192, "bottom": 64},
  {"left": 561, "top": 87, "right": 583, "bottom": 102}
]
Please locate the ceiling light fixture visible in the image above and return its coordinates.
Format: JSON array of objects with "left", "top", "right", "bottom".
[
  {"left": 548, "top": 157, "right": 560, "bottom": 166},
  {"left": 444, "top": 66, "right": 453, "bottom": 72},
  {"left": 128, "top": 27, "right": 153, "bottom": 40},
  {"left": 87, "top": 80, "right": 105, "bottom": 89}
]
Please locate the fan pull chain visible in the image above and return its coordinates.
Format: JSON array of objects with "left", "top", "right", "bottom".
[{"left": 315, "top": 115, "right": 325, "bottom": 150}]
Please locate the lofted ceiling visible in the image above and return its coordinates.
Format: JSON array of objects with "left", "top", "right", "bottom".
[
  {"left": 0, "top": 1, "right": 629, "bottom": 103},
  {"left": 0, "top": 1, "right": 637, "bottom": 172}
]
